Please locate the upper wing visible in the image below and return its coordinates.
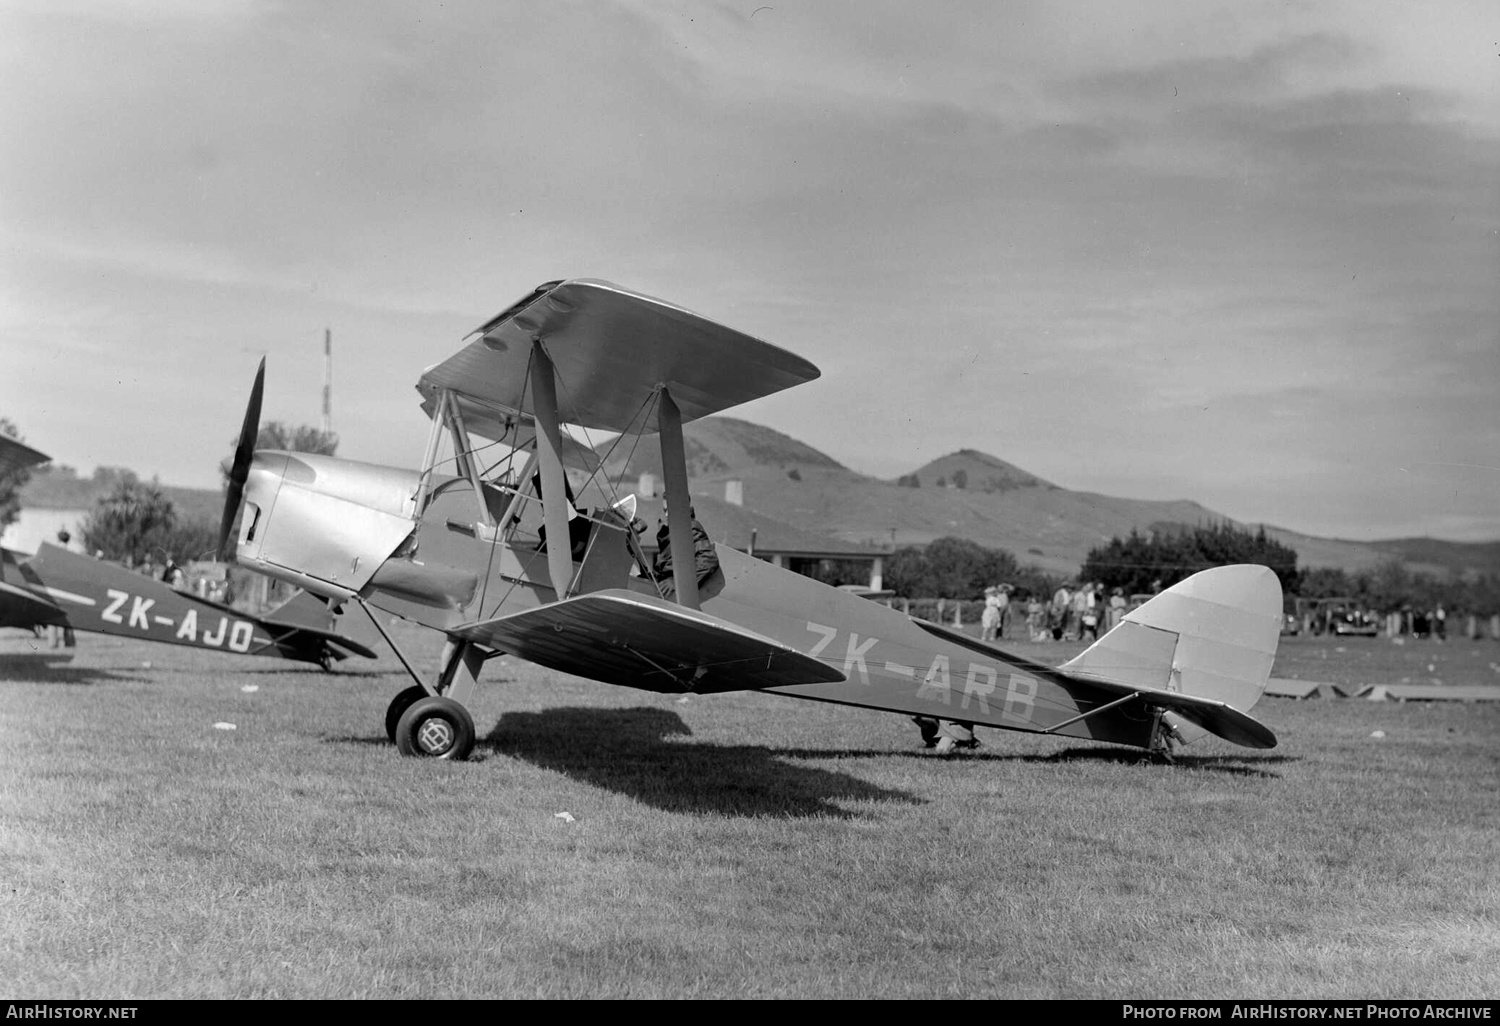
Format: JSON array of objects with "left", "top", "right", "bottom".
[
  {"left": 0, "top": 435, "right": 50, "bottom": 479},
  {"left": 417, "top": 279, "right": 821, "bottom": 438},
  {"left": 452, "top": 588, "right": 846, "bottom": 694}
]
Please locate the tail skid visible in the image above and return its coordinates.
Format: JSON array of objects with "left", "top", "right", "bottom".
[{"left": 1061, "top": 565, "right": 1283, "bottom": 749}]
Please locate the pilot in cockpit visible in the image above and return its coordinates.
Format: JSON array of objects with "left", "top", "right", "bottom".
[
  {"left": 650, "top": 498, "right": 719, "bottom": 599},
  {"left": 533, "top": 473, "right": 592, "bottom": 562}
]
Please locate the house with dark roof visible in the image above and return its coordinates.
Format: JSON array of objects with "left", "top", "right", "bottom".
[{"left": 628, "top": 479, "right": 892, "bottom": 593}]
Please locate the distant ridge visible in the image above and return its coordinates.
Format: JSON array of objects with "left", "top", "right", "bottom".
[
  {"left": 16, "top": 418, "right": 1495, "bottom": 579},
  {"left": 597, "top": 416, "right": 1499, "bottom": 578}
]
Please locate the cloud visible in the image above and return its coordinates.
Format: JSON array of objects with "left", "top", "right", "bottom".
[{"left": 1, "top": 0, "right": 1495, "bottom": 541}]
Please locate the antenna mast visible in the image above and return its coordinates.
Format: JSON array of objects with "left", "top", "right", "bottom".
[{"left": 321, "top": 328, "right": 332, "bottom": 435}]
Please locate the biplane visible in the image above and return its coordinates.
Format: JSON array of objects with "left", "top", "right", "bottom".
[
  {"left": 0, "top": 436, "right": 376, "bottom": 669},
  {"left": 222, "top": 278, "right": 1283, "bottom": 761}
]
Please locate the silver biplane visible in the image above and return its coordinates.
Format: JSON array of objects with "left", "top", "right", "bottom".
[{"left": 223, "top": 279, "right": 1283, "bottom": 761}]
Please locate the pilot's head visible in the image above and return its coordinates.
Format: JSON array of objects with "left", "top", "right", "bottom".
[{"left": 659, "top": 498, "right": 696, "bottom": 521}]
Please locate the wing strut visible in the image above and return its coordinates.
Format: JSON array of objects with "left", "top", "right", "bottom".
[
  {"left": 444, "top": 391, "right": 494, "bottom": 529},
  {"left": 1035, "top": 691, "right": 1145, "bottom": 735},
  {"left": 529, "top": 341, "right": 577, "bottom": 599},
  {"left": 412, "top": 390, "right": 447, "bottom": 516},
  {"left": 656, "top": 387, "right": 700, "bottom": 610}
]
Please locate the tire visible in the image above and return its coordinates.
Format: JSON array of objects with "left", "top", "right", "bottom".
[
  {"left": 394, "top": 695, "right": 475, "bottom": 760},
  {"left": 385, "top": 685, "right": 431, "bottom": 743}
]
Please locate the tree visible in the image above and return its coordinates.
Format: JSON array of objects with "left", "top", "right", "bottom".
[
  {"left": 244, "top": 422, "right": 339, "bottom": 456},
  {"left": 884, "top": 545, "right": 933, "bottom": 597},
  {"left": 0, "top": 417, "right": 36, "bottom": 531},
  {"left": 82, "top": 479, "right": 178, "bottom": 565},
  {"left": 885, "top": 536, "right": 1026, "bottom": 599},
  {"left": 219, "top": 421, "right": 339, "bottom": 534},
  {"left": 1081, "top": 522, "right": 1300, "bottom": 595},
  {"left": 951, "top": 469, "right": 967, "bottom": 490}
]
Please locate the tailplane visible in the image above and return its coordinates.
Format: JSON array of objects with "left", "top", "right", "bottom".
[
  {"left": 263, "top": 588, "right": 338, "bottom": 633},
  {"left": 1062, "top": 565, "right": 1283, "bottom": 747},
  {"left": 260, "top": 588, "right": 379, "bottom": 662}
]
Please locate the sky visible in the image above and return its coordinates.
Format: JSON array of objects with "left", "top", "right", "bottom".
[{"left": 2, "top": 0, "right": 1497, "bottom": 542}]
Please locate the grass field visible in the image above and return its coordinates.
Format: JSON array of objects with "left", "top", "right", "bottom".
[{"left": 1, "top": 625, "right": 1497, "bottom": 999}]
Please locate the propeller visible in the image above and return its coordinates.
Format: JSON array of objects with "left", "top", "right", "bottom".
[{"left": 218, "top": 357, "right": 265, "bottom": 560}]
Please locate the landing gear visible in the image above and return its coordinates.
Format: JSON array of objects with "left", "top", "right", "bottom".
[
  {"left": 385, "top": 685, "right": 430, "bottom": 742},
  {"left": 393, "top": 695, "right": 476, "bottom": 760},
  {"left": 359, "top": 601, "right": 487, "bottom": 761},
  {"left": 1146, "top": 709, "right": 1186, "bottom": 764}
]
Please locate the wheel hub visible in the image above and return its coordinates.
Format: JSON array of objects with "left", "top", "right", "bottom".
[{"left": 416, "top": 718, "right": 454, "bottom": 755}]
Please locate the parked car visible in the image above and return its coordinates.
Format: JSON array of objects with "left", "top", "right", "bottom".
[{"left": 1331, "top": 611, "right": 1380, "bottom": 637}]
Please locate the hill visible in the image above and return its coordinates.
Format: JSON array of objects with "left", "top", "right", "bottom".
[
  {"left": 1366, "top": 538, "right": 1500, "bottom": 581},
  {"left": 600, "top": 416, "right": 1498, "bottom": 579},
  {"left": 904, "top": 449, "right": 1056, "bottom": 492},
  {"left": 601, "top": 417, "right": 846, "bottom": 481},
  {"left": 18, "top": 420, "right": 1495, "bottom": 580}
]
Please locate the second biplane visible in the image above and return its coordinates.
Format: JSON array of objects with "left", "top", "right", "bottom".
[
  {"left": 223, "top": 278, "right": 1283, "bottom": 761},
  {"left": 0, "top": 435, "right": 375, "bottom": 670}
]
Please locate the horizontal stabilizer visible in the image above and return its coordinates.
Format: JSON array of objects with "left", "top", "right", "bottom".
[
  {"left": 255, "top": 618, "right": 379, "bottom": 661},
  {"left": 1073, "top": 673, "right": 1278, "bottom": 749},
  {"left": 259, "top": 590, "right": 379, "bottom": 660},
  {"left": 0, "top": 435, "right": 50, "bottom": 479},
  {"left": 453, "top": 588, "right": 846, "bottom": 694}
]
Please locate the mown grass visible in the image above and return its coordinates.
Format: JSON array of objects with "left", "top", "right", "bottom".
[{"left": 0, "top": 626, "right": 1496, "bottom": 999}]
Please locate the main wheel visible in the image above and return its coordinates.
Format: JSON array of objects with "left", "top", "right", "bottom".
[
  {"left": 394, "top": 695, "right": 476, "bottom": 760},
  {"left": 385, "top": 685, "right": 430, "bottom": 742}
]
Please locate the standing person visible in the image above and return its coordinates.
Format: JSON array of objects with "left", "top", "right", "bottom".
[
  {"left": 980, "top": 586, "right": 1002, "bottom": 642},
  {"left": 1107, "top": 587, "right": 1126, "bottom": 632},
  {"left": 1070, "top": 584, "right": 1090, "bottom": 642},
  {"left": 1026, "top": 594, "right": 1044, "bottom": 641},
  {"left": 1433, "top": 604, "right": 1447, "bottom": 642},
  {"left": 48, "top": 530, "right": 76, "bottom": 649},
  {"left": 1051, "top": 581, "right": 1072, "bottom": 641},
  {"left": 1080, "top": 583, "right": 1100, "bottom": 642},
  {"left": 996, "top": 584, "right": 1013, "bottom": 640}
]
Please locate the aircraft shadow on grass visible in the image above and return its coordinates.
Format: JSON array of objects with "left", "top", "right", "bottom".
[
  {"left": 1024, "top": 746, "right": 1296, "bottom": 777},
  {"left": 480, "top": 706, "right": 922, "bottom": 818},
  {"left": 232, "top": 665, "right": 399, "bottom": 680},
  {"left": 772, "top": 744, "right": 1296, "bottom": 778},
  {"left": 0, "top": 653, "right": 135, "bottom": 685}
]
